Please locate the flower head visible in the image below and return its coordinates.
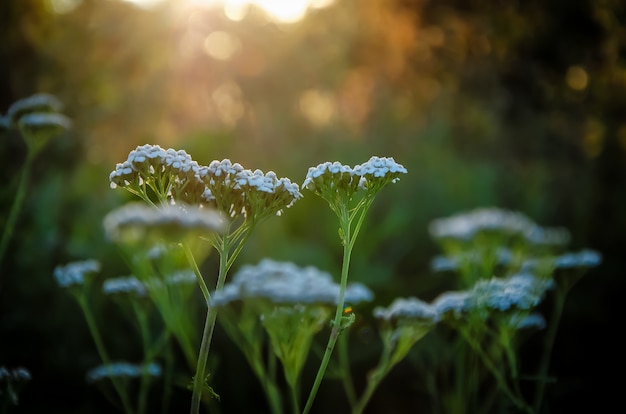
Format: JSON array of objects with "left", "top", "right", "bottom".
[
  {"left": 53, "top": 259, "right": 101, "bottom": 288},
  {"left": 199, "top": 161, "right": 301, "bottom": 220},
  {"left": 103, "top": 203, "right": 224, "bottom": 245},
  {"left": 103, "top": 276, "right": 147, "bottom": 297},
  {"left": 302, "top": 161, "right": 360, "bottom": 196},
  {"left": 468, "top": 273, "right": 552, "bottom": 313},
  {"left": 86, "top": 362, "right": 161, "bottom": 383},
  {"left": 353, "top": 156, "right": 408, "bottom": 191},
  {"left": 109, "top": 145, "right": 205, "bottom": 204},
  {"left": 554, "top": 249, "right": 602, "bottom": 269},
  {"left": 212, "top": 258, "right": 373, "bottom": 306},
  {"left": 373, "top": 297, "right": 439, "bottom": 323},
  {"left": 6, "top": 93, "right": 63, "bottom": 125}
]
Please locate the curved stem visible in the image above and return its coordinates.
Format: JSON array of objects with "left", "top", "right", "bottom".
[
  {"left": 533, "top": 288, "right": 566, "bottom": 413},
  {"left": 461, "top": 329, "right": 533, "bottom": 414},
  {"left": 0, "top": 151, "right": 35, "bottom": 272},
  {"left": 352, "top": 336, "right": 393, "bottom": 414},
  {"left": 182, "top": 243, "right": 210, "bottom": 304},
  {"left": 190, "top": 229, "right": 243, "bottom": 413},
  {"left": 338, "top": 333, "right": 357, "bottom": 408},
  {"left": 133, "top": 303, "right": 152, "bottom": 414},
  {"left": 78, "top": 297, "right": 135, "bottom": 414},
  {"left": 303, "top": 208, "right": 354, "bottom": 414}
]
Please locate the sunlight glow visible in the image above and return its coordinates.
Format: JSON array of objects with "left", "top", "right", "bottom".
[
  {"left": 120, "top": 0, "right": 334, "bottom": 23},
  {"left": 48, "top": 0, "right": 82, "bottom": 14}
]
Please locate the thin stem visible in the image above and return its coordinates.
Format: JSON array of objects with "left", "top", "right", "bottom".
[
  {"left": 533, "top": 288, "right": 566, "bottom": 413},
  {"left": 0, "top": 151, "right": 35, "bottom": 271},
  {"left": 190, "top": 230, "right": 240, "bottom": 413},
  {"left": 462, "top": 329, "right": 533, "bottom": 414},
  {"left": 78, "top": 297, "right": 135, "bottom": 414},
  {"left": 182, "top": 243, "right": 210, "bottom": 304},
  {"left": 351, "top": 336, "right": 393, "bottom": 414},
  {"left": 338, "top": 333, "right": 357, "bottom": 408},
  {"left": 133, "top": 302, "right": 152, "bottom": 414},
  {"left": 303, "top": 208, "right": 354, "bottom": 414},
  {"left": 289, "top": 379, "right": 301, "bottom": 414}
]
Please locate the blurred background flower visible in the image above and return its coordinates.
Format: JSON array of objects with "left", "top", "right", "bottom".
[{"left": 1, "top": 0, "right": 624, "bottom": 412}]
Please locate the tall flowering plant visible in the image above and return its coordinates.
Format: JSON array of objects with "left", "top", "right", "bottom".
[
  {"left": 107, "top": 145, "right": 301, "bottom": 413},
  {"left": 300, "top": 156, "right": 407, "bottom": 413}
]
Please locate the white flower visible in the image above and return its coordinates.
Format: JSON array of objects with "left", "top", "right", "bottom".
[
  {"left": 103, "top": 276, "right": 147, "bottom": 297},
  {"left": 103, "top": 203, "right": 224, "bottom": 243},
  {"left": 86, "top": 362, "right": 161, "bottom": 383},
  {"left": 373, "top": 297, "right": 439, "bottom": 322},
  {"left": 554, "top": 249, "right": 602, "bottom": 268},
  {"left": 432, "top": 291, "right": 472, "bottom": 317},
  {"left": 7, "top": 93, "right": 63, "bottom": 124},
  {"left": 53, "top": 259, "right": 101, "bottom": 288},
  {"left": 212, "top": 258, "right": 373, "bottom": 306}
]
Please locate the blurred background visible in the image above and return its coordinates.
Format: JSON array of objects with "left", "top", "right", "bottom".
[{"left": 1, "top": 0, "right": 625, "bottom": 412}]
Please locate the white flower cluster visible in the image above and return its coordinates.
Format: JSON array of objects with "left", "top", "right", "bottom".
[
  {"left": 6, "top": 93, "right": 63, "bottom": 125},
  {"left": 86, "top": 362, "right": 162, "bottom": 383},
  {"left": 0, "top": 366, "right": 31, "bottom": 382},
  {"left": 433, "top": 273, "right": 552, "bottom": 319},
  {"left": 429, "top": 207, "right": 570, "bottom": 246},
  {"left": 302, "top": 156, "right": 407, "bottom": 196},
  {"left": 373, "top": 297, "right": 439, "bottom": 323},
  {"left": 103, "top": 203, "right": 224, "bottom": 242},
  {"left": 103, "top": 276, "right": 147, "bottom": 297},
  {"left": 17, "top": 112, "right": 71, "bottom": 131},
  {"left": 53, "top": 259, "right": 101, "bottom": 288},
  {"left": 199, "top": 159, "right": 302, "bottom": 219},
  {"left": 109, "top": 144, "right": 202, "bottom": 191},
  {"left": 212, "top": 258, "right": 374, "bottom": 306},
  {"left": 554, "top": 249, "right": 602, "bottom": 269}
]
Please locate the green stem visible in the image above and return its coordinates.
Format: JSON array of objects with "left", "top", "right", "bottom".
[
  {"left": 289, "top": 379, "right": 301, "bottom": 414},
  {"left": 533, "top": 288, "right": 566, "bottom": 413},
  {"left": 183, "top": 243, "right": 210, "bottom": 304},
  {"left": 78, "top": 297, "right": 135, "bottom": 414},
  {"left": 134, "top": 303, "right": 152, "bottom": 414},
  {"left": 190, "top": 231, "right": 239, "bottom": 413},
  {"left": 303, "top": 208, "right": 354, "bottom": 414},
  {"left": 0, "top": 151, "right": 34, "bottom": 272},
  {"left": 338, "top": 333, "right": 357, "bottom": 408},
  {"left": 462, "top": 329, "right": 533, "bottom": 414},
  {"left": 351, "top": 338, "right": 393, "bottom": 414}
]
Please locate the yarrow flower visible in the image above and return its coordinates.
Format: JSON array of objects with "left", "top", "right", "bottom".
[
  {"left": 211, "top": 258, "right": 373, "bottom": 306},
  {"left": 302, "top": 156, "right": 407, "bottom": 203},
  {"left": 0, "top": 366, "right": 31, "bottom": 382},
  {"left": 103, "top": 276, "right": 147, "bottom": 297},
  {"left": 6, "top": 93, "right": 63, "bottom": 125},
  {"left": 199, "top": 160, "right": 302, "bottom": 220},
  {"left": 554, "top": 249, "right": 602, "bottom": 269},
  {"left": 86, "top": 362, "right": 162, "bottom": 383},
  {"left": 373, "top": 297, "right": 440, "bottom": 323},
  {"left": 109, "top": 144, "right": 204, "bottom": 205},
  {"left": 53, "top": 259, "right": 101, "bottom": 288},
  {"left": 103, "top": 202, "right": 224, "bottom": 244},
  {"left": 428, "top": 207, "right": 570, "bottom": 247}
]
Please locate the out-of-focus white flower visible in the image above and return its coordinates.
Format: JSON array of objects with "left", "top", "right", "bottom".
[
  {"left": 7, "top": 93, "right": 63, "bottom": 125},
  {"left": 428, "top": 207, "right": 570, "bottom": 247},
  {"left": 373, "top": 297, "right": 439, "bottom": 323},
  {"left": 103, "top": 276, "right": 147, "bottom": 297},
  {"left": 53, "top": 259, "right": 101, "bottom": 288},
  {"left": 103, "top": 203, "right": 224, "bottom": 243},
  {"left": 86, "top": 362, "right": 161, "bottom": 383},
  {"left": 212, "top": 258, "right": 373, "bottom": 306},
  {"left": 0, "top": 366, "right": 31, "bottom": 382},
  {"left": 554, "top": 249, "right": 602, "bottom": 268}
]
